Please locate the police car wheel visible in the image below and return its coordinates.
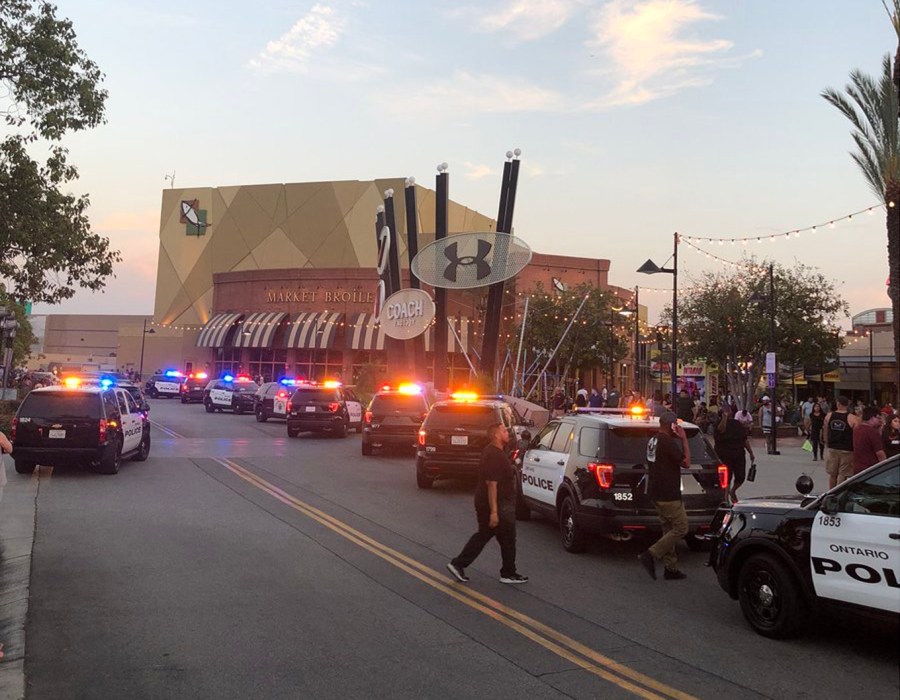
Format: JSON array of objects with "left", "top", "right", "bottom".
[
  {"left": 204, "top": 400, "right": 214, "bottom": 413},
  {"left": 559, "top": 496, "right": 587, "bottom": 553},
  {"left": 180, "top": 397, "right": 188, "bottom": 404},
  {"left": 361, "top": 441, "right": 373, "bottom": 456},
  {"left": 98, "top": 439, "right": 122, "bottom": 475},
  {"left": 335, "top": 420, "right": 348, "bottom": 438},
  {"left": 132, "top": 434, "right": 151, "bottom": 462},
  {"left": 287, "top": 426, "right": 300, "bottom": 438},
  {"left": 416, "top": 469, "right": 434, "bottom": 489},
  {"left": 149, "top": 388, "right": 159, "bottom": 399},
  {"left": 256, "top": 406, "right": 267, "bottom": 422},
  {"left": 14, "top": 458, "right": 36, "bottom": 474},
  {"left": 234, "top": 403, "right": 244, "bottom": 415},
  {"left": 737, "top": 553, "right": 807, "bottom": 638}
]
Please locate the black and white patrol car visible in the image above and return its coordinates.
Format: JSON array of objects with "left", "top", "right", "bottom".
[
  {"left": 285, "top": 381, "right": 363, "bottom": 437},
  {"left": 180, "top": 372, "right": 210, "bottom": 403},
  {"left": 202, "top": 375, "right": 260, "bottom": 414},
  {"left": 708, "top": 454, "right": 899, "bottom": 638},
  {"left": 362, "top": 384, "right": 429, "bottom": 456},
  {"left": 10, "top": 381, "right": 151, "bottom": 474},
  {"left": 253, "top": 380, "right": 297, "bottom": 422},
  {"left": 144, "top": 371, "right": 185, "bottom": 399},
  {"left": 518, "top": 408, "right": 728, "bottom": 552}
]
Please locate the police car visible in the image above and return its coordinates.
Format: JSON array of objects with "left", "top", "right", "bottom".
[
  {"left": 180, "top": 372, "right": 210, "bottom": 403},
  {"left": 362, "top": 383, "right": 429, "bottom": 456},
  {"left": 145, "top": 370, "right": 185, "bottom": 399},
  {"left": 10, "top": 376, "right": 151, "bottom": 474},
  {"left": 709, "top": 454, "right": 899, "bottom": 638},
  {"left": 518, "top": 408, "right": 728, "bottom": 552},
  {"left": 254, "top": 379, "right": 299, "bottom": 422},
  {"left": 202, "top": 375, "right": 260, "bottom": 414},
  {"left": 285, "top": 381, "right": 363, "bottom": 437}
]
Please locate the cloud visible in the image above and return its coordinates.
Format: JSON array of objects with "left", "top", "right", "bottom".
[
  {"left": 476, "top": 0, "right": 581, "bottom": 41},
  {"left": 388, "top": 71, "right": 562, "bottom": 116},
  {"left": 248, "top": 5, "right": 347, "bottom": 75},
  {"left": 464, "top": 162, "right": 495, "bottom": 180},
  {"left": 587, "top": 0, "right": 743, "bottom": 108}
]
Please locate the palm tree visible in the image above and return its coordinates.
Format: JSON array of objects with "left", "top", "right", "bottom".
[{"left": 823, "top": 54, "right": 900, "bottom": 402}]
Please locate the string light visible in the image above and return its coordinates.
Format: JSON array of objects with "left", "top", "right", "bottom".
[{"left": 680, "top": 204, "right": 883, "bottom": 244}]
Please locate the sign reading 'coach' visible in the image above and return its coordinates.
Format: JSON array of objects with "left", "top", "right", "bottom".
[
  {"left": 411, "top": 232, "right": 532, "bottom": 289},
  {"left": 380, "top": 288, "right": 435, "bottom": 340}
]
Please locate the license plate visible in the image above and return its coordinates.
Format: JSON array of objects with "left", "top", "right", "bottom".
[
  {"left": 48, "top": 429, "right": 66, "bottom": 439},
  {"left": 305, "top": 406, "right": 316, "bottom": 412},
  {"left": 451, "top": 435, "right": 468, "bottom": 445}
]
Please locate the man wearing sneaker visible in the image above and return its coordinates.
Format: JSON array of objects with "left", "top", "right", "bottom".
[
  {"left": 447, "top": 423, "right": 528, "bottom": 585},
  {"left": 638, "top": 412, "right": 691, "bottom": 581}
]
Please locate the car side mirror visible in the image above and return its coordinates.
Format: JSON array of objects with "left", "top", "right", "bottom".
[
  {"left": 141, "top": 402, "right": 151, "bottom": 413},
  {"left": 795, "top": 474, "right": 814, "bottom": 495},
  {"left": 520, "top": 429, "right": 532, "bottom": 442},
  {"left": 819, "top": 494, "right": 839, "bottom": 515}
]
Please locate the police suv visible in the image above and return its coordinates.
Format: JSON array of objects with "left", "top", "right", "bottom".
[
  {"left": 518, "top": 408, "right": 728, "bottom": 552},
  {"left": 180, "top": 372, "right": 210, "bottom": 403},
  {"left": 285, "top": 381, "right": 363, "bottom": 437},
  {"left": 10, "top": 378, "right": 151, "bottom": 474},
  {"left": 362, "top": 383, "right": 429, "bottom": 456},
  {"left": 709, "top": 454, "right": 899, "bottom": 638},
  {"left": 145, "top": 370, "right": 185, "bottom": 399},
  {"left": 254, "top": 379, "right": 297, "bottom": 422},
  {"left": 203, "top": 375, "right": 260, "bottom": 414}
]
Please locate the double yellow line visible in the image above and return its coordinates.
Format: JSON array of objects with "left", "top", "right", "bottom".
[{"left": 214, "top": 457, "right": 696, "bottom": 700}]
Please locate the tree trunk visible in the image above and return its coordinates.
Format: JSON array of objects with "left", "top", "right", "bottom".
[{"left": 887, "top": 182, "right": 900, "bottom": 403}]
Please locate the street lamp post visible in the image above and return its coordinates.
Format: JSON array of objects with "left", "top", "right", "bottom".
[
  {"left": 138, "top": 319, "right": 155, "bottom": 381},
  {"left": 751, "top": 264, "right": 778, "bottom": 455},
  {"left": 638, "top": 232, "right": 679, "bottom": 400},
  {"left": 868, "top": 330, "right": 874, "bottom": 404},
  {"left": 0, "top": 312, "right": 19, "bottom": 399}
]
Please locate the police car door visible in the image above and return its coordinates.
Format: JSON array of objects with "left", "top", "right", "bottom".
[
  {"left": 521, "top": 422, "right": 560, "bottom": 506},
  {"left": 343, "top": 388, "right": 362, "bottom": 426},
  {"left": 210, "top": 381, "right": 234, "bottom": 408},
  {"left": 810, "top": 462, "right": 900, "bottom": 613},
  {"left": 272, "top": 384, "right": 289, "bottom": 417},
  {"left": 115, "top": 389, "right": 142, "bottom": 452}
]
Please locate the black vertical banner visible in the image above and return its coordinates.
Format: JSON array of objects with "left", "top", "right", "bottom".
[
  {"left": 481, "top": 152, "right": 520, "bottom": 383},
  {"left": 405, "top": 179, "right": 427, "bottom": 381},
  {"left": 384, "top": 190, "right": 402, "bottom": 296},
  {"left": 374, "top": 207, "right": 388, "bottom": 319},
  {"left": 434, "top": 167, "right": 449, "bottom": 392}
]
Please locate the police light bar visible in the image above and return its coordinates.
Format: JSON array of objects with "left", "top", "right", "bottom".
[
  {"left": 164, "top": 370, "right": 183, "bottom": 378},
  {"left": 322, "top": 380, "right": 342, "bottom": 388},
  {"left": 450, "top": 391, "right": 479, "bottom": 402},
  {"left": 63, "top": 377, "right": 81, "bottom": 388},
  {"left": 100, "top": 378, "right": 114, "bottom": 389},
  {"left": 629, "top": 406, "right": 645, "bottom": 416},
  {"left": 279, "top": 378, "right": 297, "bottom": 386},
  {"left": 397, "top": 383, "right": 422, "bottom": 395},
  {"left": 234, "top": 375, "right": 253, "bottom": 382},
  {"left": 222, "top": 374, "right": 235, "bottom": 382},
  {"left": 194, "top": 372, "right": 208, "bottom": 380}
]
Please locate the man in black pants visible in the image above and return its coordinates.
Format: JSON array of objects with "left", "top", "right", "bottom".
[
  {"left": 447, "top": 423, "right": 528, "bottom": 585},
  {"left": 714, "top": 403, "right": 755, "bottom": 504}
]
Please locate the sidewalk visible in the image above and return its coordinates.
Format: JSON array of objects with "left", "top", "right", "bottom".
[
  {"left": 0, "top": 460, "right": 37, "bottom": 700},
  {"left": 737, "top": 434, "right": 832, "bottom": 500}
]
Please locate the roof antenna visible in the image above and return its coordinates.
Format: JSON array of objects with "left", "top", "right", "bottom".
[{"left": 164, "top": 171, "right": 176, "bottom": 189}]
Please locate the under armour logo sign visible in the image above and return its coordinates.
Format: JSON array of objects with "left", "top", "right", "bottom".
[{"left": 443, "top": 240, "right": 492, "bottom": 282}]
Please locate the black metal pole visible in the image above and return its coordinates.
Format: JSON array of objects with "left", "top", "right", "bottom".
[
  {"left": 769, "top": 263, "right": 779, "bottom": 455},
  {"left": 405, "top": 179, "right": 427, "bottom": 381},
  {"left": 384, "top": 191, "right": 402, "bottom": 296},
  {"left": 139, "top": 318, "right": 147, "bottom": 380},
  {"left": 434, "top": 168, "right": 449, "bottom": 391},
  {"left": 671, "top": 233, "right": 679, "bottom": 401},
  {"left": 869, "top": 331, "right": 874, "bottom": 403},
  {"left": 633, "top": 286, "right": 639, "bottom": 392}
]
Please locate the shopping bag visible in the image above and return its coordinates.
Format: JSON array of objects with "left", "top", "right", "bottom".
[
  {"left": 747, "top": 462, "right": 757, "bottom": 482},
  {"left": 801, "top": 439, "right": 813, "bottom": 453}
]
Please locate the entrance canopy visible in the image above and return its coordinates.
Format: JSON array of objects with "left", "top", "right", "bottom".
[
  {"left": 285, "top": 312, "right": 343, "bottom": 349},
  {"left": 233, "top": 312, "right": 288, "bottom": 348},
  {"left": 197, "top": 312, "right": 245, "bottom": 348}
]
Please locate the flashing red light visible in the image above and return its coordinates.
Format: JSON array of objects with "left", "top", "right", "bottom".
[
  {"left": 234, "top": 375, "right": 253, "bottom": 382},
  {"left": 277, "top": 391, "right": 288, "bottom": 399},
  {"left": 286, "top": 400, "right": 293, "bottom": 412},
  {"left": 328, "top": 402, "right": 340, "bottom": 412},
  {"left": 195, "top": 372, "right": 208, "bottom": 379},
  {"left": 718, "top": 464, "right": 729, "bottom": 489},
  {"left": 99, "top": 418, "right": 108, "bottom": 443},
  {"left": 587, "top": 462, "right": 615, "bottom": 489},
  {"left": 450, "top": 391, "right": 478, "bottom": 402},
  {"left": 364, "top": 410, "right": 373, "bottom": 424},
  {"left": 381, "top": 384, "right": 392, "bottom": 392},
  {"left": 323, "top": 380, "right": 342, "bottom": 388},
  {"left": 418, "top": 429, "right": 426, "bottom": 446}
]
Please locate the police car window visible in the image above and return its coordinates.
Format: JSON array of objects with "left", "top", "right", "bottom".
[
  {"left": 116, "top": 391, "right": 129, "bottom": 414},
  {"left": 344, "top": 388, "right": 358, "bottom": 401},
  {"left": 21, "top": 392, "right": 101, "bottom": 420},
  {"left": 267, "top": 384, "right": 279, "bottom": 397},
  {"left": 294, "top": 388, "right": 340, "bottom": 403},
  {"left": 124, "top": 392, "right": 139, "bottom": 413},
  {"left": 839, "top": 465, "right": 899, "bottom": 518},
  {"left": 579, "top": 427, "right": 601, "bottom": 457},
  {"left": 427, "top": 404, "right": 494, "bottom": 429},
  {"left": 534, "top": 423, "right": 558, "bottom": 450},
  {"left": 550, "top": 424, "right": 573, "bottom": 452},
  {"left": 607, "top": 427, "right": 715, "bottom": 463},
  {"left": 103, "top": 391, "right": 119, "bottom": 418},
  {"left": 372, "top": 395, "right": 427, "bottom": 411}
]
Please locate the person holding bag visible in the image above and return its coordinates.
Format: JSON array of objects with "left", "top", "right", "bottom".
[
  {"left": 808, "top": 403, "right": 826, "bottom": 461},
  {"left": 715, "top": 404, "right": 755, "bottom": 504}
]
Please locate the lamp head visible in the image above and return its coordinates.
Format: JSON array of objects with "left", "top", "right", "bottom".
[{"left": 637, "top": 259, "right": 662, "bottom": 274}]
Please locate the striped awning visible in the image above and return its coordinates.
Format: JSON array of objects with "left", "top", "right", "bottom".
[
  {"left": 197, "top": 312, "right": 245, "bottom": 348},
  {"left": 285, "top": 311, "right": 343, "bottom": 349},
  {"left": 346, "top": 313, "right": 385, "bottom": 351},
  {"left": 233, "top": 312, "right": 288, "bottom": 348}
]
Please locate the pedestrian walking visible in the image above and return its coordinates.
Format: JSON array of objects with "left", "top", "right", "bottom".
[
  {"left": 824, "top": 395, "right": 859, "bottom": 489},
  {"left": 637, "top": 412, "right": 690, "bottom": 581},
  {"left": 574, "top": 388, "right": 588, "bottom": 408},
  {"left": 809, "top": 403, "right": 826, "bottom": 461},
  {"left": 883, "top": 414, "right": 900, "bottom": 458},
  {"left": 447, "top": 423, "right": 528, "bottom": 585},
  {"left": 588, "top": 388, "right": 603, "bottom": 408},
  {"left": 852, "top": 406, "right": 886, "bottom": 475},
  {"left": 714, "top": 404, "right": 755, "bottom": 504},
  {"left": 758, "top": 396, "right": 776, "bottom": 454},
  {"left": 550, "top": 387, "right": 568, "bottom": 418},
  {"left": 801, "top": 396, "right": 815, "bottom": 437},
  {"left": 675, "top": 389, "right": 694, "bottom": 423}
]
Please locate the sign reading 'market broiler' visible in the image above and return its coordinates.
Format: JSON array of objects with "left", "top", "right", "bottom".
[{"left": 379, "top": 288, "right": 435, "bottom": 340}]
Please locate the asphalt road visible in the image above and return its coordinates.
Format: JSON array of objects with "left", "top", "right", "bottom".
[{"left": 14, "top": 398, "right": 899, "bottom": 699}]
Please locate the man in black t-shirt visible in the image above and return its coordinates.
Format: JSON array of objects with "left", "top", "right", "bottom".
[
  {"left": 447, "top": 423, "right": 528, "bottom": 585},
  {"left": 638, "top": 412, "right": 691, "bottom": 581},
  {"left": 715, "top": 404, "right": 755, "bottom": 504}
]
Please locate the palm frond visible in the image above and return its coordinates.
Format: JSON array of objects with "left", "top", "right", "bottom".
[{"left": 883, "top": 0, "right": 900, "bottom": 38}]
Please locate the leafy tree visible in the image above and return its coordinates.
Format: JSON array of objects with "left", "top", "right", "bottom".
[
  {"left": 0, "top": 1, "right": 120, "bottom": 304},
  {"left": 672, "top": 258, "right": 847, "bottom": 410},
  {"left": 507, "top": 282, "right": 630, "bottom": 394},
  {"left": 822, "top": 52, "right": 900, "bottom": 398},
  {"left": 0, "top": 288, "right": 35, "bottom": 368}
]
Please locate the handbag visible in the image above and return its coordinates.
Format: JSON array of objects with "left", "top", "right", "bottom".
[
  {"left": 802, "top": 439, "right": 813, "bottom": 452},
  {"left": 747, "top": 462, "right": 757, "bottom": 482}
]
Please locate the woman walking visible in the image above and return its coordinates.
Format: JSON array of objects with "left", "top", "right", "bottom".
[
  {"left": 809, "top": 402, "right": 826, "bottom": 461},
  {"left": 883, "top": 414, "right": 900, "bottom": 459}
]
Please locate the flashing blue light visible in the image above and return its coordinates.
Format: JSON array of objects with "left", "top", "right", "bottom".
[
  {"left": 100, "top": 378, "right": 114, "bottom": 389},
  {"left": 279, "top": 377, "right": 297, "bottom": 386},
  {"left": 164, "top": 370, "right": 182, "bottom": 378},
  {"left": 223, "top": 374, "right": 234, "bottom": 382}
]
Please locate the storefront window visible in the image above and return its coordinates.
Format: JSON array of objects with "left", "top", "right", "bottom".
[
  {"left": 248, "top": 348, "right": 288, "bottom": 383},
  {"left": 214, "top": 347, "right": 242, "bottom": 377},
  {"left": 294, "top": 350, "right": 344, "bottom": 383}
]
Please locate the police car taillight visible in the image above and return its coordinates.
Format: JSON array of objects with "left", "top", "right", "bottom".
[
  {"left": 587, "top": 462, "right": 614, "bottom": 489},
  {"left": 99, "top": 419, "right": 108, "bottom": 442},
  {"left": 418, "top": 429, "right": 426, "bottom": 446},
  {"left": 328, "top": 402, "right": 340, "bottom": 412},
  {"left": 10, "top": 417, "right": 17, "bottom": 441},
  {"left": 364, "top": 410, "right": 373, "bottom": 424},
  {"left": 718, "top": 464, "right": 729, "bottom": 489},
  {"left": 286, "top": 400, "right": 293, "bottom": 412}
]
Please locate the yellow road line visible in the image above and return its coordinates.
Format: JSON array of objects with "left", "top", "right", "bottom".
[
  {"left": 215, "top": 458, "right": 697, "bottom": 700},
  {"left": 150, "top": 420, "right": 184, "bottom": 439}
]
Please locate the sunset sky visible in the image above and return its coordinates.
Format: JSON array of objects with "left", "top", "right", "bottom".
[{"left": 31, "top": 0, "right": 894, "bottom": 326}]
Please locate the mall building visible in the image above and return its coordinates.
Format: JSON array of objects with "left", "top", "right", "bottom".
[{"left": 29, "top": 177, "right": 641, "bottom": 390}]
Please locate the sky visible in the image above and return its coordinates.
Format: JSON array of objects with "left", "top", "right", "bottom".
[{"left": 27, "top": 0, "right": 895, "bottom": 328}]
